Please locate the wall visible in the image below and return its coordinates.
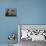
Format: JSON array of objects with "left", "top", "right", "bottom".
[{"left": 0, "top": 0, "right": 46, "bottom": 44}]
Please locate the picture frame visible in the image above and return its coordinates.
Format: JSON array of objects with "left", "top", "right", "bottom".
[{"left": 5, "top": 8, "right": 17, "bottom": 17}]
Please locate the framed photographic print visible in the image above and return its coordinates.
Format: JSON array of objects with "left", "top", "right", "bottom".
[{"left": 5, "top": 8, "right": 17, "bottom": 16}]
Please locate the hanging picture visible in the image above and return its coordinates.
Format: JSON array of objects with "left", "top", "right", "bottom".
[{"left": 5, "top": 8, "right": 17, "bottom": 16}]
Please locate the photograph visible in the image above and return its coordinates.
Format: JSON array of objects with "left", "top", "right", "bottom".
[{"left": 5, "top": 8, "right": 16, "bottom": 16}]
